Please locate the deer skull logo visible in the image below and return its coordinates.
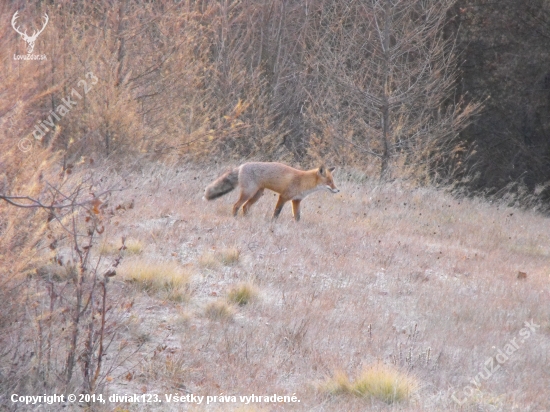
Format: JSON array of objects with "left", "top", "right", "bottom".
[{"left": 11, "top": 11, "right": 49, "bottom": 54}]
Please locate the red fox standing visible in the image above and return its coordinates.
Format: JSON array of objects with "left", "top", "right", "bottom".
[{"left": 204, "top": 162, "right": 339, "bottom": 221}]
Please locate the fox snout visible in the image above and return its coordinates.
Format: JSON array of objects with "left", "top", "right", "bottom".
[{"left": 328, "top": 186, "right": 340, "bottom": 193}]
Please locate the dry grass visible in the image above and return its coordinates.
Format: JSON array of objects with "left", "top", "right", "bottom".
[
  {"left": 227, "top": 283, "right": 258, "bottom": 306},
  {"left": 205, "top": 300, "right": 235, "bottom": 321},
  {"left": 99, "top": 238, "right": 142, "bottom": 256},
  {"left": 99, "top": 241, "right": 120, "bottom": 256},
  {"left": 219, "top": 247, "right": 240, "bottom": 266},
  {"left": 199, "top": 247, "right": 240, "bottom": 268},
  {"left": 198, "top": 251, "right": 221, "bottom": 269},
  {"left": 125, "top": 238, "right": 144, "bottom": 255},
  {"left": 35, "top": 264, "right": 78, "bottom": 282},
  {"left": 10, "top": 163, "right": 550, "bottom": 411},
  {"left": 118, "top": 259, "right": 190, "bottom": 302},
  {"left": 322, "top": 365, "right": 418, "bottom": 403}
]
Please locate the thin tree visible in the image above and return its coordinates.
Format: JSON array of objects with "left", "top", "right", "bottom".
[{"left": 308, "top": 0, "right": 481, "bottom": 180}]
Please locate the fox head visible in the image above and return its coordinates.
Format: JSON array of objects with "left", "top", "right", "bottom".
[{"left": 317, "top": 165, "right": 340, "bottom": 193}]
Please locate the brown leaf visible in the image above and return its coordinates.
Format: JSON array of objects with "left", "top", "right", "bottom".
[{"left": 91, "top": 198, "right": 102, "bottom": 215}]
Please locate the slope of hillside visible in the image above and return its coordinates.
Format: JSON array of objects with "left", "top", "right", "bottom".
[{"left": 27, "top": 162, "right": 550, "bottom": 411}]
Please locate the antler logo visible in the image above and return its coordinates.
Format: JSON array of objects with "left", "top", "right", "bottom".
[{"left": 11, "top": 11, "right": 49, "bottom": 54}]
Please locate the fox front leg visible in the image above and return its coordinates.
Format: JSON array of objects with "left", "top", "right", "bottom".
[{"left": 291, "top": 199, "right": 301, "bottom": 221}]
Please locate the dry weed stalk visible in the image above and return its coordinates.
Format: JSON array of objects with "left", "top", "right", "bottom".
[{"left": 0, "top": 169, "right": 130, "bottom": 395}]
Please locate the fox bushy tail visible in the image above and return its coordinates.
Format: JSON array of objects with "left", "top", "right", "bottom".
[{"left": 204, "top": 168, "right": 239, "bottom": 200}]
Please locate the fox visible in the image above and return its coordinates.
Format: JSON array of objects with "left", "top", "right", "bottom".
[{"left": 204, "top": 162, "right": 339, "bottom": 221}]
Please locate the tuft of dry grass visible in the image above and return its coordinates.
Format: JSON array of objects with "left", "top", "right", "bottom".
[
  {"left": 219, "top": 247, "right": 240, "bottom": 265},
  {"left": 125, "top": 238, "right": 144, "bottom": 255},
  {"left": 205, "top": 300, "right": 235, "bottom": 321},
  {"left": 199, "top": 247, "right": 240, "bottom": 268},
  {"left": 322, "top": 364, "right": 418, "bottom": 403},
  {"left": 99, "top": 241, "right": 120, "bottom": 256},
  {"left": 99, "top": 238, "right": 142, "bottom": 256},
  {"left": 227, "top": 282, "right": 258, "bottom": 306},
  {"left": 118, "top": 259, "right": 190, "bottom": 301},
  {"left": 198, "top": 251, "right": 220, "bottom": 269}
]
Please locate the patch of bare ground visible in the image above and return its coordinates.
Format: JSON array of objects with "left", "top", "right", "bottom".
[{"left": 89, "top": 163, "right": 549, "bottom": 411}]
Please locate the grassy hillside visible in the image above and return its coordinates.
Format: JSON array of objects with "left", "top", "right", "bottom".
[
  {"left": 30, "top": 161, "right": 545, "bottom": 411},
  {"left": 3, "top": 1, "right": 550, "bottom": 408}
]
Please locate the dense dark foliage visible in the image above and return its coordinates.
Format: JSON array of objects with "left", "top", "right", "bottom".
[{"left": 454, "top": 0, "right": 550, "bottom": 199}]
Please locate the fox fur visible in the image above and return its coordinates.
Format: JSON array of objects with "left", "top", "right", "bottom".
[
  {"left": 204, "top": 162, "right": 339, "bottom": 221},
  {"left": 204, "top": 169, "right": 240, "bottom": 200}
]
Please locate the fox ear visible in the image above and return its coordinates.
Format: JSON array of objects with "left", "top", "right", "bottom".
[
  {"left": 318, "top": 165, "right": 325, "bottom": 176},
  {"left": 328, "top": 166, "right": 336, "bottom": 173}
]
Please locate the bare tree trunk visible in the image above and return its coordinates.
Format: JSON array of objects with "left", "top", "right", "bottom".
[{"left": 380, "top": 0, "right": 392, "bottom": 179}]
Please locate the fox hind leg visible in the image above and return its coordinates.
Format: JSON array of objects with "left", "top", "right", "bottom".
[
  {"left": 272, "top": 195, "right": 288, "bottom": 219},
  {"left": 233, "top": 190, "right": 253, "bottom": 217},
  {"left": 243, "top": 189, "right": 264, "bottom": 215}
]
